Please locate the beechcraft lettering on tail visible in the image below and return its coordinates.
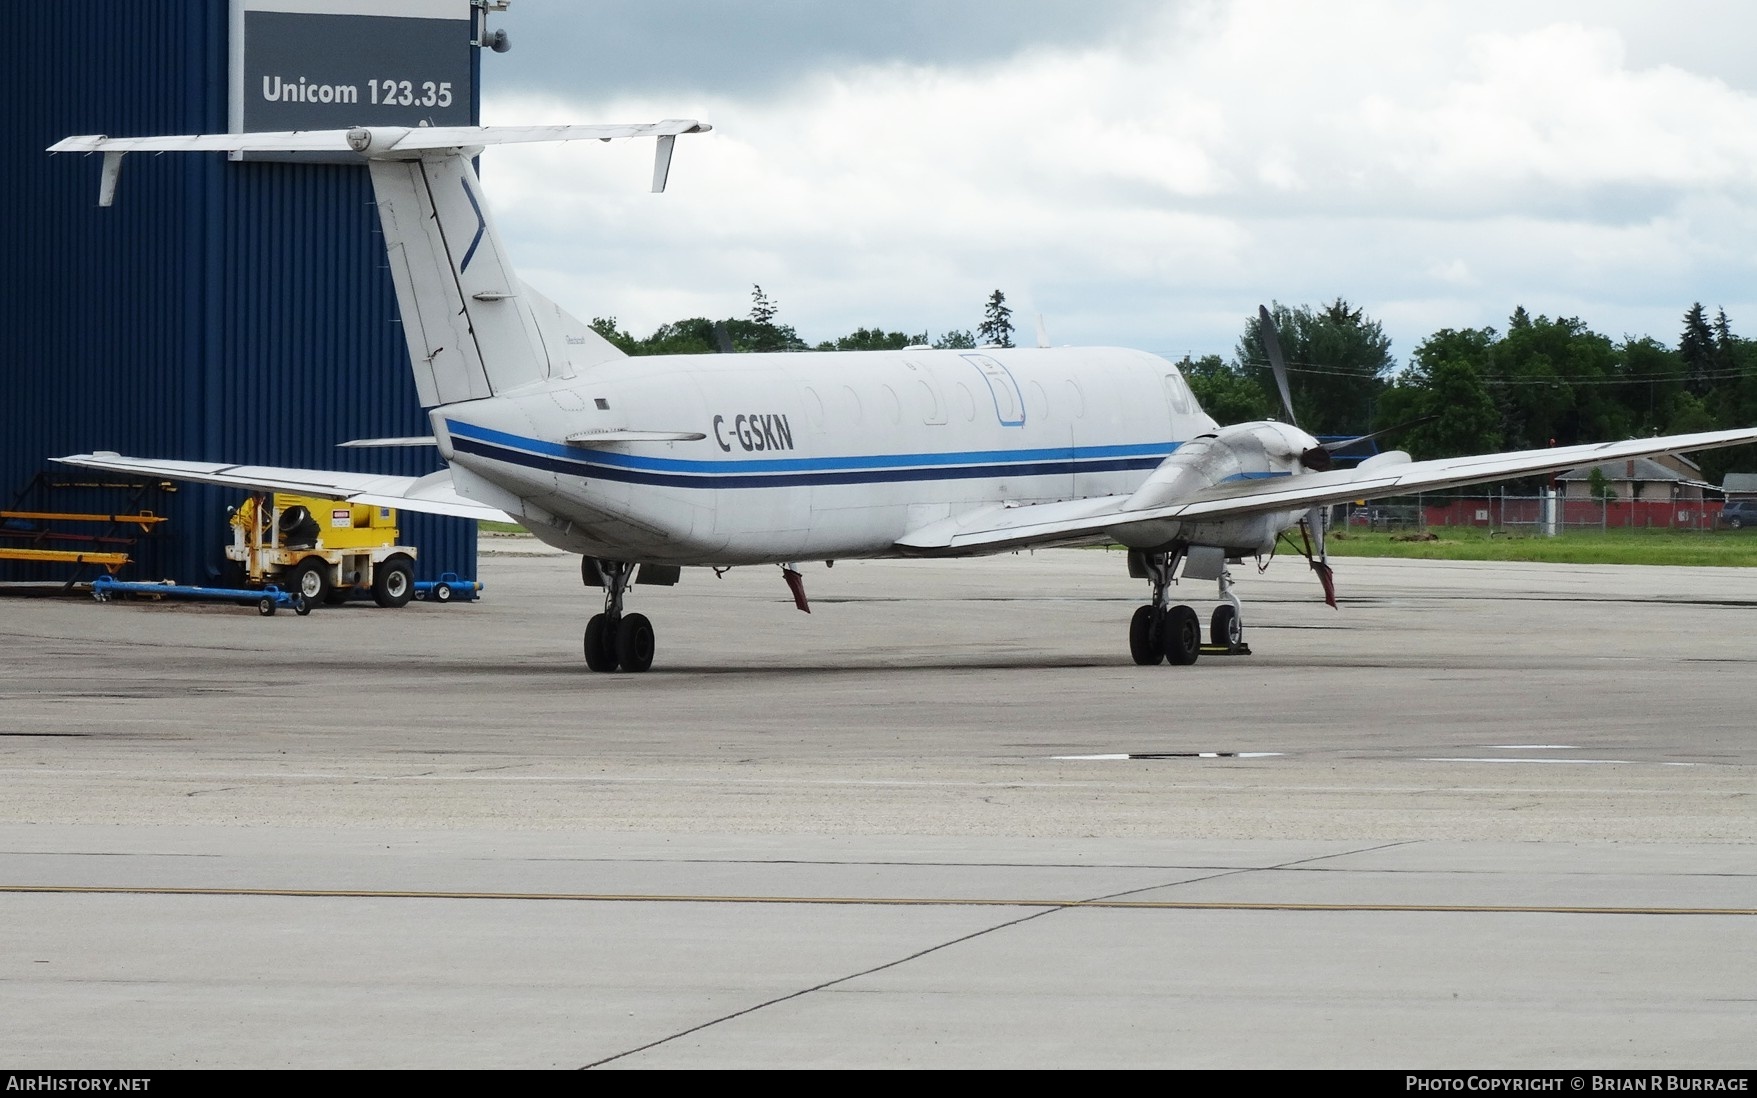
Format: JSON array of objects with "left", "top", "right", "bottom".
[{"left": 49, "top": 122, "right": 1757, "bottom": 672}]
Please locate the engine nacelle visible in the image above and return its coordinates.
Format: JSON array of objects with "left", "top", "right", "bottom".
[{"left": 1106, "top": 420, "right": 1322, "bottom": 552}]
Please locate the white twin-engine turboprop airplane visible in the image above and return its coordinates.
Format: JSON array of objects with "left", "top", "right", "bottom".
[{"left": 51, "top": 121, "right": 1757, "bottom": 672}]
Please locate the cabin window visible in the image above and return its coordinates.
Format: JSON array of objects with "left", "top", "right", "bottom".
[
  {"left": 1163, "top": 373, "right": 1193, "bottom": 415},
  {"left": 1063, "top": 379, "right": 1086, "bottom": 419},
  {"left": 954, "top": 382, "right": 977, "bottom": 422},
  {"left": 880, "top": 384, "right": 903, "bottom": 425},
  {"left": 916, "top": 380, "right": 946, "bottom": 425}
]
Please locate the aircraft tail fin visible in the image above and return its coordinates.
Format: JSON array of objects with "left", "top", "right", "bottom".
[
  {"left": 370, "top": 152, "right": 541, "bottom": 404},
  {"left": 51, "top": 122, "right": 709, "bottom": 406}
]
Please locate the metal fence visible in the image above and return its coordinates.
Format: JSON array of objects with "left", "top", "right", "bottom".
[{"left": 1344, "top": 493, "right": 1730, "bottom": 534}]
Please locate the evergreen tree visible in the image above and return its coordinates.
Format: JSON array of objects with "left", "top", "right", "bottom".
[
  {"left": 933, "top": 329, "right": 976, "bottom": 349},
  {"left": 749, "top": 284, "right": 778, "bottom": 326},
  {"left": 1680, "top": 302, "right": 1716, "bottom": 396},
  {"left": 977, "top": 290, "right": 1014, "bottom": 348}
]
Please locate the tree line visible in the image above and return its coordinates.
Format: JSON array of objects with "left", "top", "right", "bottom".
[
  {"left": 1178, "top": 299, "right": 1757, "bottom": 484},
  {"left": 589, "top": 286, "right": 1017, "bottom": 356},
  {"left": 588, "top": 288, "right": 1757, "bottom": 485}
]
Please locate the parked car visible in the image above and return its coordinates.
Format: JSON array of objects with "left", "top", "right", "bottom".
[
  {"left": 1719, "top": 499, "right": 1757, "bottom": 529},
  {"left": 1348, "top": 505, "right": 1420, "bottom": 529}
]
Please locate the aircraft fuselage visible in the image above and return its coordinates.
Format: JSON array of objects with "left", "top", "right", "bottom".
[{"left": 433, "top": 345, "right": 1220, "bottom": 564}]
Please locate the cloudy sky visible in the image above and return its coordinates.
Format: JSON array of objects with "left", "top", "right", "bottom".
[{"left": 474, "top": 0, "right": 1757, "bottom": 367}]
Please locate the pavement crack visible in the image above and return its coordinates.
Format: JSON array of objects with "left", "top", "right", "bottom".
[
  {"left": 578, "top": 905, "right": 1063, "bottom": 1069},
  {"left": 1076, "top": 839, "right": 1423, "bottom": 904},
  {"left": 577, "top": 840, "right": 1425, "bottom": 1068}
]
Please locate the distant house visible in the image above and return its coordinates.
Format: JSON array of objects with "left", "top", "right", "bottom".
[
  {"left": 1723, "top": 473, "right": 1757, "bottom": 499},
  {"left": 1555, "top": 454, "right": 1708, "bottom": 501}
]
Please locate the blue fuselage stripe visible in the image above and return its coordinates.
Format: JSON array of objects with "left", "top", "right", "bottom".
[{"left": 445, "top": 420, "right": 1178, "bottom": 489}]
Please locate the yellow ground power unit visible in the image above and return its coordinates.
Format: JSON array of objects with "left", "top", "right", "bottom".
[{"left": 227, "top": 492, "right": 416, "bottom": 608}]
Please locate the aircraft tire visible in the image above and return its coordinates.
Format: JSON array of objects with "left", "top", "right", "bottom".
[
  {"left": 1163, "top": 605, "right": 1201, "bottom": 665},
  {"left": 584, "top": 613, "right": 618, "bottom": 672},
  {"left": 1128, "top": 605, "right": 1163, "bottom": 665},
  {"left": 616, "top": 613, "right": 656, "bottom": 673},
  {"left": 1210, "top": 604, "right": 1240, "bottom": 649}
]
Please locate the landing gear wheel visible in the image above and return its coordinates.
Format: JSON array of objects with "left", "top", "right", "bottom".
[
  {"left": 1210, "top": 604, "right": 1240, "bottom": 649},
  {"left": 372, "top": 554, "right": 414, "bottom": 608},
  {"left": 1129, "top": 605, "right": 1164, "bottom": 665},
  {"left": 584, "top": 613, "right": 619, "bottom": 672},
  {"left": 258, "top": 596, "right": 276, "bottom": 617},
  {"left": 433, "top": 583, "right": 454, "bottom": 603},
  {"left": 1163, "top": 604, "right": 1201, "bottom": 665},
  {"left": 289, "top": 559, "right": 329, "bottom": 607},
  {"left": 615, "top": 613, "right": 655, "bottom": 673}
]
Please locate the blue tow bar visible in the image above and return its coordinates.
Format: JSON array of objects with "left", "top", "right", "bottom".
[
  {"left": 90, "top": 575, "right": 309, "bottom": 616},
  {"left": 413, "top": 572, "right": 482, "bottom": 603}
]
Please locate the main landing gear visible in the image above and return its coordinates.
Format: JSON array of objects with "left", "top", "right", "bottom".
[
  {"left": 582, "top": 558, "right": 655, "bottom": 673},
  {"left": 1127, "top": 549, "right": 1249, "bottom": 667}
]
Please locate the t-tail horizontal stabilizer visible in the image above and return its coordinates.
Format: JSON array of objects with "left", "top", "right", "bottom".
[{"left": 49, "top": 121, "right": 712, "bottom": 205}]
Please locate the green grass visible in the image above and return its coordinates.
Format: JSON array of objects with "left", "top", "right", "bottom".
[
  {"left": 1326, "top": 525, "right": 1757, "bottom": 567},
  {"left": 478, "top": 516, "right": 1756, "bottom": 567}
]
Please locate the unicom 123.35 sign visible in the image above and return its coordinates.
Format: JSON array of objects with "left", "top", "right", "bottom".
[{"left": 230, "top": 0, "right": 477, "bottom": 141}]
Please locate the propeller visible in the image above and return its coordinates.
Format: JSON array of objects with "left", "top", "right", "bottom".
[
  {"left": 1257, "top": 305, "right": 1437, "bottom": 458},
  {"left": 1257, "top": 304, "right": 1335, "bottom": 471},
  {"left": 1256, "top": 305, "right": 1437, "bottom": 609},
  {"left": 1258, "top": 304, "right": 1299, "bottom": 427},
  {"left": 1315, "top": 414, "right": 1438, "bottom": 458},
  {"left": 1258, "top": 304, "right": 1335, "bottom": 604}
]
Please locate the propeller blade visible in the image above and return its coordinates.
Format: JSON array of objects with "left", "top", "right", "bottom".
[
  {"left": 1318, "top": 413, "right": 1438, "bottom": 454},
  {"left": 1258, "top": 304, "right": 1298, "bottom": 427}
]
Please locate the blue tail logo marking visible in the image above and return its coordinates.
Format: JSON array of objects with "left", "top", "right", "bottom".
[{"left": 459, "top": 179, "right": 487, "bottom": 272}]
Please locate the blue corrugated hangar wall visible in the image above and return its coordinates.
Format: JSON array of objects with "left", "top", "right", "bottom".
[{"left": 1, "top": 0, "right": 478, "bottom": 585}]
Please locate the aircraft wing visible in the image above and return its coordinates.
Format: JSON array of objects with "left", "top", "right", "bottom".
[
  {"left": 53, "top": 453, "right": 510, "bottom": 522},
  {"left": 896, "top": 427, "right": 1757, "bottom": 554}
]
